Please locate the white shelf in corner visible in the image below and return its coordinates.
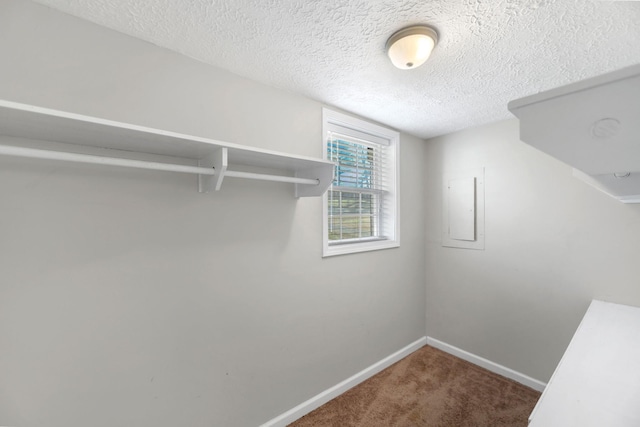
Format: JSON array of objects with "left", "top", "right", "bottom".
[
  {"left": 529, "top": 300, "right": 640, "bottom": 426},
  {"left": 0, "top": 100, "right": 334, "bottom": 197},
  {"left": 508, "top": 64, "right": 640, "bottom": 204}
]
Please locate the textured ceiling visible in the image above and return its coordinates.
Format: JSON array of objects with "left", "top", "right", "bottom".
[{"left": 30, "top": 0, "right": 640, "bottom": 139}]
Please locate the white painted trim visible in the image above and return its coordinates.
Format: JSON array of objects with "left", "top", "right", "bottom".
[
  {"left": 321, "top": 107, "right": 401, "bottom": 257},
  {"left": 259, "top": 336, "right": 427, "bottom": 427},
  {"left": 426, "top": 337, "right": 546, "bottom": 392}
]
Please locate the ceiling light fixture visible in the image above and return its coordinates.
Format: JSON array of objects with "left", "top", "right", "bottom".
[{"left": 386, "top": 25, "right": 438, "bottom": 70}]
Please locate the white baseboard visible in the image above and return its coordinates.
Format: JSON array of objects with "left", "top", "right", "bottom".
[
  {"left": 426, "top": 336, "right": 547, "bottom": 392},
  {"left": 259, "top": 336, "right": 427, "bottom": 427}
]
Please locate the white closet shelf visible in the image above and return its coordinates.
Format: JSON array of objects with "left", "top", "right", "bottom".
[
  {"left": 0, "top": 100, "right": 335, "bottom": 197},
  {"left": 508, "top": 64, "right": 640, "bottom": 204},
  {"left": 529, "top": 300, "right": 640, "bottom": 426}
]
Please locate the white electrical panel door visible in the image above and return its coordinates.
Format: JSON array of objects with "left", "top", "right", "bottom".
[
  {"left": 442, "top": 168, "right": 484, "bottom": 250},
  {"left": 448, "top": 177, "right": 476, "bottom": 241}
]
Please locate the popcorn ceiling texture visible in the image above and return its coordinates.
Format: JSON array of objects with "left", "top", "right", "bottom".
[{"left": 31, "top": 0, "right": 640, "bottom": 139}]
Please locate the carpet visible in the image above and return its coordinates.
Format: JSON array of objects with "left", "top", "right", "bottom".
[{"left": 288, "top": 345, "right": 541, "bottom": 427}]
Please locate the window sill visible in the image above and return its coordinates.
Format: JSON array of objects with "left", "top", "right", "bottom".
[{"left": 323, "top": 239, "right": 400, "bottom": 257}]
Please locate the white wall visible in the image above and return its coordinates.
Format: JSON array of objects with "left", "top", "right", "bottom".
[
  {"left": 0, "top": 2, "right": 426, "bottom": 426},
  {"left": 424, "top": 118, "right": 640, "bottom": 382}
]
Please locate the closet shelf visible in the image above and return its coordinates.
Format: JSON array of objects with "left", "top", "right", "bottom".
[
  {"left": 508, "top": 64, "right": 640, "bottom": 204},
  {"left": 0, "top": 100, "right": 335, "bottom": 197}
]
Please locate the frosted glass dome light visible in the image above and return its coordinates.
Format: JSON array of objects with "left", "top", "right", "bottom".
[{"left": 386, "top": 25, "right": 438, "bottom": 70}]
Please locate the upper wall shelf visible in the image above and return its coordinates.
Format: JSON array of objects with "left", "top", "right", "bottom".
[
  {"left": 508, "top": 64, "right": 640, "bottom": 203},
  {"left": 0, "top": 100, "right": 335, "bottom": 197}
]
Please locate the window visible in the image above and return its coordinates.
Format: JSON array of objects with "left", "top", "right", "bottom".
[{"left": 322, "top": 108, "right": 399, "bottom": 256}]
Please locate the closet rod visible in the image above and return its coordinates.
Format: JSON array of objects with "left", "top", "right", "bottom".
[
  {"left": 0, "top": 145, "right": 320, "bottom": 186},
  {"left": 224, "top": 170, "right": 317, "bottom": 185},
  {"left": 0, "top": 144, "right": 215, "bottom": 175}
]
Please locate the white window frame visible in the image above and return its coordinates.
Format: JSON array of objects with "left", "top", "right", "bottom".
[{"left": 322, "top": 108, "right": 400, "bottom": 257}]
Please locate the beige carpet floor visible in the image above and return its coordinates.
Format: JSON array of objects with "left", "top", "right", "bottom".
[{"left": 288, "top": 345, "right": 541, "bottom": 427}]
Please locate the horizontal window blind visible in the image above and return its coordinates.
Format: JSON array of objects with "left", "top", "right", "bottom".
[{"left": 327, "top": 132, "right": 390, "bottom": 244}]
